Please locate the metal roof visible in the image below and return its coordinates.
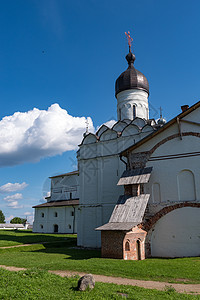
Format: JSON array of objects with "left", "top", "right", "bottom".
[
  {"left": 115, "top": 51, "right": 149, "bottom": 97},
  {"left": 117, "top": 167, "right": 153, "bottom": 185},
  {"left": 32, "top": 199, "right": 79, "bottom": 208},
  {"left": 109, "top": 194, "right": 150, "bottom": 223}
]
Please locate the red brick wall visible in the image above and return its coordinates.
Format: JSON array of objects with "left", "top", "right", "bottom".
[
  {"left": 123, "top": 230, "right": 147, "bottom": 260},
  {"left": 101, "top": 228, "right": 147, "bottom": 260},
  {"left": 101, "top": 231, "right": 125, "bottom": 259}
]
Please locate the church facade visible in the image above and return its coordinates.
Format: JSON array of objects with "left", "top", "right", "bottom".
[
  {"left": 97, "top": 102, "right": 200, "bottom": 259},
  {"left": 77, "top": 47, "right": 159, "bottom": 248},
  {"left": 32, "top": 38, "right": 200, "bottom": 259}
]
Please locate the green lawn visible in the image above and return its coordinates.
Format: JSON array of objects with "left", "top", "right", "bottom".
[
  {"left": 0, "top": 230, "right": 200, "bottom": 284},
  {"left": 0, "top": 268, "right": 198, "bottom": 300},
  {"left": 0, "top": 229, "right": 76, "bottom": 247}
]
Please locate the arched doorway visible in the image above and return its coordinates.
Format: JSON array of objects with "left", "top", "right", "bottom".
[
  {"left": 54, "top": 224, "right": 58, "bottom": 233},
  {"left": 136, "top": 240, "right": 141, "bottom": 260}
]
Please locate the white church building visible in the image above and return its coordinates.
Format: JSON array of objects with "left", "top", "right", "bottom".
[{"left": 33, "top": 39, "right": 200, "bottom": 259}]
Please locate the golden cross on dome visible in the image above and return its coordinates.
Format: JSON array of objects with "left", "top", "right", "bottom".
[{"left": 125, "top": 31, "right": 133, "bottom": 51}]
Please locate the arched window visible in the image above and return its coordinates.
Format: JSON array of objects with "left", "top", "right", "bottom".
[
  {"left": 125, "top": 241, "right": 130, "bottom": 251},
  {"left": 54, "top": 224, "right": 58, "bottom": 233},
  {"left": 133, "top": 105, "right": 136, "bottom": 119},
  {"left": 54, "top": 212, "right": 58, "bottom": 217},
  {"left": 41, "top": 212, "right": 44, "bottom": 218},
  {"left": 177, "top": 170, "right": 196, "bottom": 201},
  {"left": 40, "top": 224, "right": 43, "bottom": 229}
]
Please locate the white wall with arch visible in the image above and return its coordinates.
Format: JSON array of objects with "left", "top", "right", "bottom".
[{"left": 151, "top": 207, "right": 200, "bottom": 257}]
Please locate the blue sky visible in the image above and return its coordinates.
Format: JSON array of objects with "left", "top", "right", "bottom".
[{"left": 0, "top": 0, "right": 200, "bottom": 223}]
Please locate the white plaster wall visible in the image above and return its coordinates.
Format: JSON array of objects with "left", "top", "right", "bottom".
[
  {"left": 151, "top": 207, "right": 200, "bottom": 257},
  {"left": 50, "top": 174, "right": 79, "bottom": 201},
  {"left": 33, "top": 206, "right": 78, "bottom": 234},
  {"left": 117, "top": 89, "right": 149, "bottom": 120},
  {"left": 77, "top": 118, "right": 154, "bottom": 248},
  {"left": 146, "top": 136, "right": 200, "bottom": 205}
]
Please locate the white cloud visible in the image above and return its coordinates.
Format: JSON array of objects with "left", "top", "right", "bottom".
[
  {"left": 0, "top": 104, "right": 94, "bottom": 167},
  {"left": 0, "top": 182, "right": 28, "bottom": 193},
  {"left": 3, "top": 193, "right": 23, "bottom": 202},
  {"left": 24, "top": 212, "right": 32, "bottom": 216},
  {"left": 3, "top": 193, "right": 23, "bottom": 209}
]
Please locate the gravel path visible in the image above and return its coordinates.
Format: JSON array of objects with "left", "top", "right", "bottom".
[{"left": 0, "top": 265, "right": 199, "bottom": 294}]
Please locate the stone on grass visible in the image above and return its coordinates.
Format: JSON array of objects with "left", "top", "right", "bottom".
[{"left": 77, "top": 274, "right": 95, "bottom": 291}]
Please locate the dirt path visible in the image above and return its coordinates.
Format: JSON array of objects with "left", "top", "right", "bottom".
[{"left": 0, "top": 265, "right": 199, "bottom": 294}]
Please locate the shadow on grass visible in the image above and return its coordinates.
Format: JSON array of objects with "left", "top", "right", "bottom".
[
  {"left": 31, "top": 242, "right": 101, "bottom": 260},
  {"left": 0, "top": 230, "right": 76, "bottom": 246}
]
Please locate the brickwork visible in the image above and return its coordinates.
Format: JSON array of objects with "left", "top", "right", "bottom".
[
  {"left": 101, "top": 231, "right": 125, "bottom": 259},
  {"left": 128, "top": 151, "right": 150, "bottom": 169},
  {"left": 123, "top": 228, "right": 147, "bottom": 260},
  {"left": 139, "top": 202, "right": 200, "bottom": 257},
  {"left": 141, "top": 202, "right": 200, "bottom": 231},
  {"left": 101, "top": 227, "right": 147, "bottom": 260}
]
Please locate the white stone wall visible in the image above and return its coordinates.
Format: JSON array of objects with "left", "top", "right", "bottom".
[
  {"left": 151, "top": 207, "right": 200, "bottom": 257},
  {"left": 50, "top": 174, "right": 79, "bottom": 202},
  {"left": 77, "top": 119, "right": 154, "bottom": 248},
  {"left": 33, "top": 173, "right": 79, "bottom": 234},
  {"left": 127, "top": 105, "right": 200, "bottom": 257},
  {"left": 116, "top": 89, "right": 149, "bottom": 120},
  {"left": 33, "top": 205, "right": 78, "bottom": 234}
]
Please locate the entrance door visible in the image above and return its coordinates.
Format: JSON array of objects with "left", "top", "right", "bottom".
[
  {"left": 54, "top": 224, "right": 58, "bottom": 233},
  {"left": 136, "top": 240, "right": 141, "bottom": 260}
]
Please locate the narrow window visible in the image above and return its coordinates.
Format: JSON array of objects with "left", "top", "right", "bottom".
[
  {"left": 40, "top": 225, "right": 43, "bottom": 229},
  {"left": 41, "top": 213, "right": 44, "bottom": 218},
  {"left": 71, "top": 211, "right": 74, "bottom": 217},
  {"left": 119, "top": 108, "right": 121, "bottom": 120},
  {"left": 70, "top": 192, "right": 72, "bottom": 200},
  {"left": 54, "top": 212, "right": 58, "bottom": 217},
  {"left": 68, "top": 224, "right": 71, "bottom": 229},
  {"left": 125, "top": 241, "right": 130, "bottom": 251},
  {"left": 133, "top": 105, "right": 136, "bottom": 119}
]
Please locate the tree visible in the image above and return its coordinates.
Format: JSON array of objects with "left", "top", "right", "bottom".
[
  {"left": 10, "top": 217, "right": 26, "bottom": 224},
  {"left": 0, "top": 210, "right": 5, "bottom": 223}
]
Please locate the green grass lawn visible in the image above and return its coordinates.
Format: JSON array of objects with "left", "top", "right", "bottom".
[
  {"left": 0, "top": 229, "right": 76, "bottom": 247},
  {"left": 0, "top": 230, "right": 200, "bottom": 284},
  {"left": 0, "top": 268, "right": 198, "bottom": 300}
]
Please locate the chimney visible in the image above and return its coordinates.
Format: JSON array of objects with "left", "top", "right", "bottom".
[{"left": 181, "top": 105, "right": 189, "bottom": 112}]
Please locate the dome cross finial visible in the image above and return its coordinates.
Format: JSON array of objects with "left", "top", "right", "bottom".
[{"left": 125, "top": 31, "right": 133, "bottom": 52}]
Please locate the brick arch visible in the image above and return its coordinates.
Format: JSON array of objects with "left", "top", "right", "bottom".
[
  {"left": 149, "top": 132, "right": 200, "bottom": 156},
  {"left": 142, "top": 202, "right": 200, "bottom": 231}
]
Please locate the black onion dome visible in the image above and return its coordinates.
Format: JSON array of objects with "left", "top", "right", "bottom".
[{"left": 115, "top": 51, "right": 149, "bottom": 97}]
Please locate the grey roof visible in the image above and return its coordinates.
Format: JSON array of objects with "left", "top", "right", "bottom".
[
  {"left": 0, "top": 224, "right": 24, "bottom": 228},
  {"left": 96, "top": 194, "right": 150, "bottom": 232},
  {"left": 96, "top": 222, "right": 139, "bottom": 231},
  {"left": 109, "top": 194, "right": 150, "bottom": 223},
  {"left": 117, "top": 167, "right": 153, "bottom": 185},
  {"left": 32, "top": 199, "right": 79, "bottom": 208},
  {"left": 50, "top": 170, "right": 79, "bottom": 179}
]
